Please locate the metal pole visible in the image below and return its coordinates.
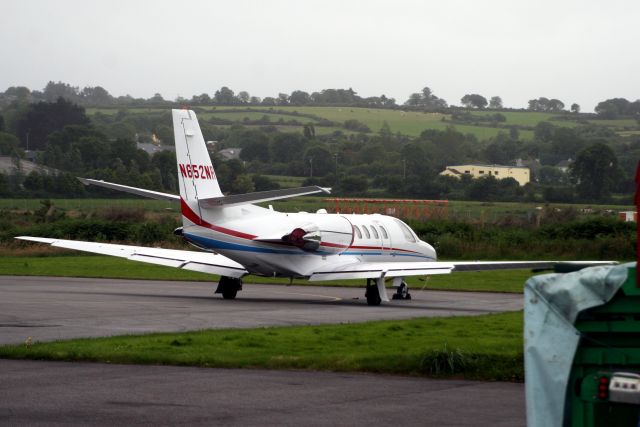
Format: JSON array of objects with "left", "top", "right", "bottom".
[
  {"left": 309, "top": 157, "right": 313, "bottom": 178},
  {"left": 635, "top": 160, "right": 640, "bottom": 287}
]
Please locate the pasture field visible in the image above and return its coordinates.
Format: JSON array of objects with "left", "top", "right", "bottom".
[
  {"left": 0, "top": 311, "right": 524, "bottom": 380},
  {"left": 197, "top": 111, "right": 321, "bottom": 123},
  {"left": 85, "top": 105, "right": 531, "bottom": 139},
  {"left": 0, "top": 255, "right": 538, "bottom": 293},
  {"left": 469, "top": 110, "right": 577, "bottom": 127},
  {"left": 85, "top": 106, "right": 637, "bottom": 140}
]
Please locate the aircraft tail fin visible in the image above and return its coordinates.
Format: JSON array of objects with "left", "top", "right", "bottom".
[{"left": 173, "top": 109, "right": 223, "bottom": 202}]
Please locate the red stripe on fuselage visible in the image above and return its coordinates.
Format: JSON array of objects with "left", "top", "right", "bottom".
[
  {"left": 348, "top": 244, "right": 420, "bottom": 254},
  {"left": 180, "top": 198, "right": 256, "bottom": 240}
]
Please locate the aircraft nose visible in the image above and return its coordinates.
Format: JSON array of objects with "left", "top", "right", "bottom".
[{"left": 419, "top": 240, "right": 437, "bottom": 261}]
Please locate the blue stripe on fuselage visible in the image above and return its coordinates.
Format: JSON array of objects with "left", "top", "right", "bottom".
[{"left": 185, "top": 233, "right": 434, "bottom": 260}]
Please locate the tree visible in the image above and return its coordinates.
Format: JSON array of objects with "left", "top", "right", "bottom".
[
  {"left": 289, "top": 90, "right": 311, "bottom": 105},
  {"left": 277, "top": 93, "right": 289, "bottom": 105},
  {"left": 80, "top": 86, "right": 113, "bottom": 105},
  {"left": 236, "top": 91, "right": 250, "bottom": 104},
  {"left": 15, "top": 98, "right": 90, "bottom": 150},
  {"left": 594, "top": 98, "right": 640, "bottom": 119},
  {"left": 403, "top": 87, "right": 447, "bottom": 109},
  {"left": 230, "top": 174, "right": 255, "bottom": 193},
  {"left": 489, "top": 96, "right": 503, "bottom": 109},
  {"left": 337, "top": 175, "right": 368, "bottom": 195},
  {"left": 570, "top": 103, "right": 580, "bottom": 113},
  {"left": 460, "top": 94, "right": 488, "bottom": 109},
  {"left": 148, "top": 93, "right": 165, "bottom": 103},
  {"left": 569, "top": 143, "right": 622, "bottom": 200},
  {"left": 214, "top": 87, "right": 235, "bottom": 105}
]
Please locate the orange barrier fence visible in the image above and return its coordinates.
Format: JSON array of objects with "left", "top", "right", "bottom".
[{"left": 327, "top": 198, "right": 448, "bottom": 220}]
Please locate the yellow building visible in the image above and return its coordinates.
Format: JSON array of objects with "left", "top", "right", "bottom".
[{"left": 439, "top": 164, "right": 530, "bottom": 186}]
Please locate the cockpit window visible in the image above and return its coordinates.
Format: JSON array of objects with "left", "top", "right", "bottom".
[
  {"left": 362, "top": 225, "right": 371, "bottom": 239},
  {"left": 353, "top": 225, "right": 362, "bottom": 239},
  {"left": 369, "top": 225, "right": 379, "bottom": 239},
  {"left": 394, "top": 218, "right": 416, "bottom": 242},
  {"left": 379, "top": 226, "right": 388, "bottom": 239}
]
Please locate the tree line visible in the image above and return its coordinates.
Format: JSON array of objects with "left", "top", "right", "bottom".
[{"left": 2, "top": 82, "right": 640, "bottom": 118}]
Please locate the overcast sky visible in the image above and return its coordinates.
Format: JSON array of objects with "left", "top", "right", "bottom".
[{"left": 1, "top": 0, "right": 638, "bottom": 111}]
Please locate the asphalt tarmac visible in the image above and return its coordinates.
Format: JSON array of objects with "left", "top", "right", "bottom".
[
  {"left": 0, "top": 275, "right": 526, "bottom": 425},
  {"left": 0, "top": 360, "right": 525, "bottom": 426},
  {"left": 0, "top": 275, "right": 523, "bottom": 345}
]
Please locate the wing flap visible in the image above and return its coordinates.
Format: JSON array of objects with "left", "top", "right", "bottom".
[
  {"left": 450, "top": 260, "right": 617, "bottom": 272},
  {"left": 309, "top": 261, "right": 454, "bottom": 281},
  {"left": 16, "top": 236, "right": 247, "bottom": 278}
]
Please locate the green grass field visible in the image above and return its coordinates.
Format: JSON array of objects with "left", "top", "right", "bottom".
[
  {"left": 0, "top": 197, "right": 632, "bottom": 221},
  {"left": 85, "top": 105, "right": 638, "bottom": 140},
  {"left": 0, "top": 255, "right": 539, "bottom": 293},
  {"left": 0, "top": 311, "right": 524, "bottom": 381}
]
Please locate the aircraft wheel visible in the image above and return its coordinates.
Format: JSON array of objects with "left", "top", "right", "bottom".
[
  {"left": 221, "top": 288, "right": 238, "bottom": 300},
  {"left": 216, "top": 276, "right": 242, "bottom": 300},
  {"left": 365, "top": 280, "right": 381, "bottom": 306},
  {"left": 392, "top": 281, "right": 411, "bottom": 300}
]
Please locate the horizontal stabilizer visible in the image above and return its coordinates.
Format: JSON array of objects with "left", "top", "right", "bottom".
[
  {"left": 200, "top": 186, "right": 330, "bottom": 208},
  {"left": 16, "top": 236, "right": 247, "bottom": 278},
  {"left": 78, "top": 178, "right": 179, "bottom": 202}
]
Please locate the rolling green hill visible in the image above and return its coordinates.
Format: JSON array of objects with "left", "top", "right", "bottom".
[{"left": 86, "top": 105, "right": 639, "bottom": 141}]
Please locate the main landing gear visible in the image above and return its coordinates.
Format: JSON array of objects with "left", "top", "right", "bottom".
[
  {"left": 215, "top": 276, "right": 243, "bottom": 300},
  {"left": 365, "top": 279, "right": 382, "bottom": 306},
  {"left": 365, "top": 278, "right": 412, "bottom": 306}
]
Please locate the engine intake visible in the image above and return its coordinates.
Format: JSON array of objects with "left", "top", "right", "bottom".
[{"left": 281, "top": 216, "right": 354, "bottom": 255}]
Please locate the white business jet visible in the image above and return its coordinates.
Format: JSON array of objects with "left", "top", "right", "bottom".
[{"left": 16, "top": 110, "right": 614, "bottom": 305}]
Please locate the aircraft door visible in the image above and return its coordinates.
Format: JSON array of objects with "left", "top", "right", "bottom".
[{"left": 374, "top": 221, "right": 392, "bottom": 255}]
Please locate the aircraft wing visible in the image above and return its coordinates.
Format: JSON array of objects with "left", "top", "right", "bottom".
[
  {"left": 15, "top": 236, "right": 247, "bottom": 278},
  {"left": 309, "top": 261, "right": 455, "bottom": 281},
  {"left": 309, "top": 260, "right": 617, "bottom": 281},
  {"left": 449, "top": 260, "right": 617, "bottom": 272}
]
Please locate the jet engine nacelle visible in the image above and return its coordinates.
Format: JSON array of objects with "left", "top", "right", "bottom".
[{"left": 282, "top": 215, "right": 354, "bottom": 255}]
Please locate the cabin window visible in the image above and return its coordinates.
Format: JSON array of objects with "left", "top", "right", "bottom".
[
  {"left": 353, "top": 225, "right": 362, "bottom": 239},
  {"left": 362, "top": 225, "right": 371, "bottom": 239},
  {"left": 479, "top": 170, "right": 484, "bottom": 174},
  {"left": 379, "top": 226, "right": 388, "bottom": 239},
  {"left": 464, "top": 170, "right": 470, "bottom": 174},
  {"left": 495, "top": 171, "right": 499, "bottom": 175},
  {"left": 370, "top": 225, "right": 379, "bottom": 239},
  {"left": 394, "top": 218, "right": 416, "bottom": 242}
]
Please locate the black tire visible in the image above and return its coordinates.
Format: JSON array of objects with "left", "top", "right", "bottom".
[
  {"left": 365, "top": 283, "right": 382, "bottom": 306},
  {"left": 221, "top": 288, "right": 238, "bottom": 300}
]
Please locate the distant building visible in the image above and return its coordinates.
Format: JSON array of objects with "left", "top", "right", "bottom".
[
  {"left": 218, "top": 148, "right": 242, "bottom": 161},
  {"left": 619, "top": 211, "right": 637, "bottom": 222},
  {"left": 136, "top": 142, "right": 175, "bottom": 155},
  {"left": 0, "top": 156, "right": 58, "bottom": 175},
  {"left": 555, "top": 159, "right": 572, "bottom": 173},
  {"left": 440, "top": 164, "right": 530, "bottom": 186}
]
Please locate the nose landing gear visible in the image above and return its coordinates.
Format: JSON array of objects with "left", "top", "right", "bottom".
[{"left": 391, "top": 281, "right": 412, "bottom": 300}]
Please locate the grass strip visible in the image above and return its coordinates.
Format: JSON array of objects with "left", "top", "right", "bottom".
[
  {"left": 0, "top": 256, "right": 536, "bottom": 292},
  {"left": 0, "top": 312, "right": 524, "bottom": 381}
]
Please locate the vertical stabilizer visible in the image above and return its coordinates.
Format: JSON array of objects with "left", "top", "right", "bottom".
[
  {"left": 173, "top": 109, "right": 222, "bottom": 200},
  {"left": 173, "top": 109, "right": 223, "bottom": 220}
]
